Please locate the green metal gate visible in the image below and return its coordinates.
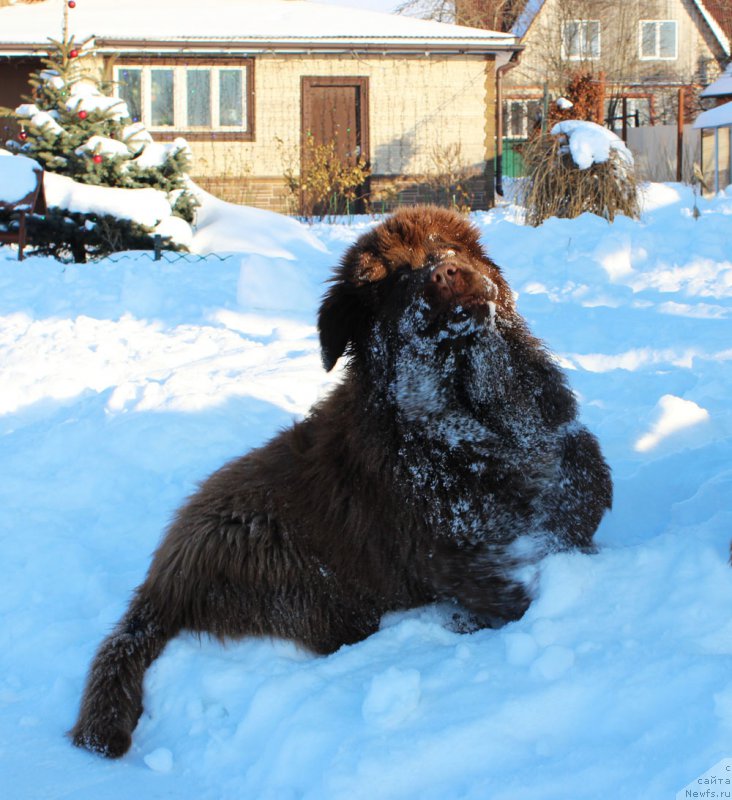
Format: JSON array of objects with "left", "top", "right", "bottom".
[{"left": 498, "top": 137, "right": 528, "bottom": 178}]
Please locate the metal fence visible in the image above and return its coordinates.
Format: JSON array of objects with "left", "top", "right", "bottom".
[{"left": 104, "top": 249, "right": 234, "bottom": 264}]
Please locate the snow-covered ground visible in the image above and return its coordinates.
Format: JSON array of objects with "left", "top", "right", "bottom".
[{"left": 1, "top": 185, "right": 731, "bottom": 799}]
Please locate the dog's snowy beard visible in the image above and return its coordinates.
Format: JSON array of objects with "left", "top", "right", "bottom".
[
  {"left": 373, "top": 292, "right": 535, "bottom": 447},
  {"left": 369, "top": 292, "right": 568, "bottom": 560}
]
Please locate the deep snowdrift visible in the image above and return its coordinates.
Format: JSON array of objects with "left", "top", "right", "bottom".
[{"left": 0, "top": 185, "right": 730, "bottom": 799}]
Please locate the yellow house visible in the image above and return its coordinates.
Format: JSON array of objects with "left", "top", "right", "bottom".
[
  {"left": 458, "top": 0, "right": 730, "bottom": 136},
  {"left": 0, "top": 0, "right": 521, "bottom": 212}
]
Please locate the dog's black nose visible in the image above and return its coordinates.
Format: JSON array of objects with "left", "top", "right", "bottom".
[{"left": 430, "top": 262, "right": 459, "bottom": 290}]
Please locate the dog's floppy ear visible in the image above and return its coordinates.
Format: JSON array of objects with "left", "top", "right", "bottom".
[
  {"left": 319, "top": 233, "right": 387, "bottom": 371},
  {"left": 318, "top": 280, "right": 361, "bottom": 372}
]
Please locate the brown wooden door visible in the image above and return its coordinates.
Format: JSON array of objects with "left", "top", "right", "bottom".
[
  {"left": 0, "top": 58, "right": 42, "bottom": 140},
  {"left": 301, "top": 76, "right": 370, "bottom": 215}
]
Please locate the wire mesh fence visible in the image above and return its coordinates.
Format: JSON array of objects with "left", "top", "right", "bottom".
[{"left": 104, "top": 250, "right": 235, "bottom": 263}]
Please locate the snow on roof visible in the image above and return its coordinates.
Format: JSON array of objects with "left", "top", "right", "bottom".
[
  {"left": 510, "top": 0, "right": 544, "bottom": 39},
  {"left": 0, "top": 0, "right": 517, "bottom": 52},
  {"left": 701, "top": 62, "right": 732, "bottom": 98},
  {"left": 694, "top": 98, "right": 732, "bottom": 129}
]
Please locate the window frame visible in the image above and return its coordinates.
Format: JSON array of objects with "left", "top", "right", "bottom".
[
  {"left": 561, "top": 19, "right": 601, "bottom": 60},
  {"left": 503, "top": 98, "right": 542, "bottom": 138},
  {"left": 114, "top": 57, "right": 255, "bottom": 141},
  {"left": 638, "top": 20, "right": 678, "bottom": 61}
]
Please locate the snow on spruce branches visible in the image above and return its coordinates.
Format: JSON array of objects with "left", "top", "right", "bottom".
[{"left": 2, "top": 28, "right": 196, "bottom": 261}]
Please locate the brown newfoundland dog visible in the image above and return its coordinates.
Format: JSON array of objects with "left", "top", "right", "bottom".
[{"left": 71, "top": 206, "right": 612, "bottom": 758}]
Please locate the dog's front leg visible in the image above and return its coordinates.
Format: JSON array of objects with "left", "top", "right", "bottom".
[{"left": 426, "top": 540, "right": 533, "bottom": 629}]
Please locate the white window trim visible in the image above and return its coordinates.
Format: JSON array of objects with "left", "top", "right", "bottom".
[
  {"left": 638, "top": 19, "right": 678, "bottom": 61},
  {"left": 115, "top": 64, "right": 249, "bottom": 133},
  {"left": 561, "top": 19, "right": 601, "bottom": 60},
  {"left": 504, "top": 98, "right": 541, "bottom": 138}
]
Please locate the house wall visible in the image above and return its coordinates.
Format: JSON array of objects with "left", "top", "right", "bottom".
[
  {"left": 185, "top": 53, "right": 496, "bottom": 212},
  {"left": 0, "top": 50, "right": 498, "bottom": 213},
  {"left": 504, "top": 0, "right": 726, "bottom": 122}
]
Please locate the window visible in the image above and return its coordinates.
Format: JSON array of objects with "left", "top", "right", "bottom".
[
  {"left": 115, "top": 60, "right": 253, "bottom": 139},
  {"left": 639, "top": 20, "right": 678, "bottom": 60},
  {"left": 562, "top": 20, "right": 601, "bottom": 59},
  {"left": 503, "top": 99, "right": 542, "bottom": 138}
]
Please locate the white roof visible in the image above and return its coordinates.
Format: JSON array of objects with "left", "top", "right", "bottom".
[
  {"left": 701, "top": 62, "right": 732, "bottom": 98},
  {"left": 511, "top": 0, "right": 543, "bottom": 38},
  {"left": 0, "top": 0, "right": 517, "bottom": 53},
  {"left": 694, "top": 99, "right": 732, "bottom": 129}
]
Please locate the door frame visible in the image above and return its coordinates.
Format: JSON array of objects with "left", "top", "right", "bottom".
[{"left": 300, "top": 76, "right": 370, "bottom": 214}]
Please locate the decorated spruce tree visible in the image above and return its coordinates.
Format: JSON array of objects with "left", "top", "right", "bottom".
[{"left": 3, "top": 2, "right": 196, "bottom": 261}]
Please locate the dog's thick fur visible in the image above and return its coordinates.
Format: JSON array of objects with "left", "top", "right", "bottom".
[{"left": 71, "top": 206, "right": 612, "bottom": 758}]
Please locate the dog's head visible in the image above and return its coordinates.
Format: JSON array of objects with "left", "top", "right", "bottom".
[{"left": 318, "top": 206, "right": 515, "bottom": 371}]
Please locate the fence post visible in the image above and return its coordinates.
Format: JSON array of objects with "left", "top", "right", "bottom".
[
  {"left": 153, "top": 234, "right": 162, "bottom": 261},
  {"left": 677, "top": 87, "right": 685, "bottom": 183},
  {"left": 541, "top": 82, "right": 549, "bottom": 134},
  {"left": 596, "top": 72, "right": 606, "bottom": 124}
]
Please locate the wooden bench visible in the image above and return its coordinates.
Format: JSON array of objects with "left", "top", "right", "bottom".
[{"left": 0, "top": 163, "right": 47, "bottom": 261}]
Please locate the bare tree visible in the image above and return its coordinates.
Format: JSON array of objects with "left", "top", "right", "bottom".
[
  {"left": 394, "top": 0, "right": 456, "bottom": 23},
  {"left": 455, "top": 0, "right": 525, "bottom": 31},
  {"left": 395, "top": 0, "right": 524, "bottom": 30}
]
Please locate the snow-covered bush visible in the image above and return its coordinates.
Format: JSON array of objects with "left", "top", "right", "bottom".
[{"left": 520, "top": 120, "right": 640, "bottom": 226}]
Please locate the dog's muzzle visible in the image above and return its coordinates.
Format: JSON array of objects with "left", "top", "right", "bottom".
[{"left": 426, "top": 260, "right": 496, "bottom": 312}]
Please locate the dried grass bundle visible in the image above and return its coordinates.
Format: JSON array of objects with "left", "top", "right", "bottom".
[{"left": 520, "top": 134, "right": 640, "bottom": 227}]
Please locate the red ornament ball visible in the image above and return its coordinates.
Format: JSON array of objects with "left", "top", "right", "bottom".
[
  {"left": 92, "top": 154, "right": 103, "bottom": 164},
  {"left": 69, "top": 49, "right": 79, "bottom": 58},
  {"left": 19, "top": 130, "right": 28, "bottom": 141},
  {"left": 68, "top": 1, "right": 76, "bottom": 7},
  {"left": 78, "top": 110, "right": 88, "bottom": 120}
]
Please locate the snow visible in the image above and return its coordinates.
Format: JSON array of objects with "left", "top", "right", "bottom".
[
  {"left": 122, "top": 122, "right": 153, "bottom": 147},
  {"left": 1, "top": 149, "right": 193, "bottom": 244},
  {"left": 700, "top": 62, "right": 732, "bottom": 98},
  {"left": 0, "top": 0, "right": 516, "bottom": 49},
  {"left": 14, "top": 103, "right": 64, "bottom": 138},
  {"left": 74, "top": 135, "right": 131, "bottom": 159},
  {"left": 511, "top": 0, "right": 544, "bottom": 38},
  {"left": 66, "top": 82, "right": 129, "bottom": 121},
  {"left": 133, "top": 139, "right": 190, "bottom": 169},
  {"left": 551, "top": 119, "right": 634, "bottom": 169},
  {"left": 43, "top": 172, "right": 175, "bottom": 228},
  {"left": 39, "top": 69, "right": 65, "bottom": 90},
  {"left": 154, "top": 215, "right": 194, "bottom": 250},
  {"left": 694, "top": 99, "right": 732, "bottom": 129},
  {"left": 0, "top": 151, "right": 40, "bottom": 206},
  {"left": 1, "top": 184, "right": 732, "bottom": 798},
  {"left": 555, "top": 96, "right": 573, "bottom": 110},
  {"left": 634, "top": 394, "right": 711, "bottom": 453}
]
